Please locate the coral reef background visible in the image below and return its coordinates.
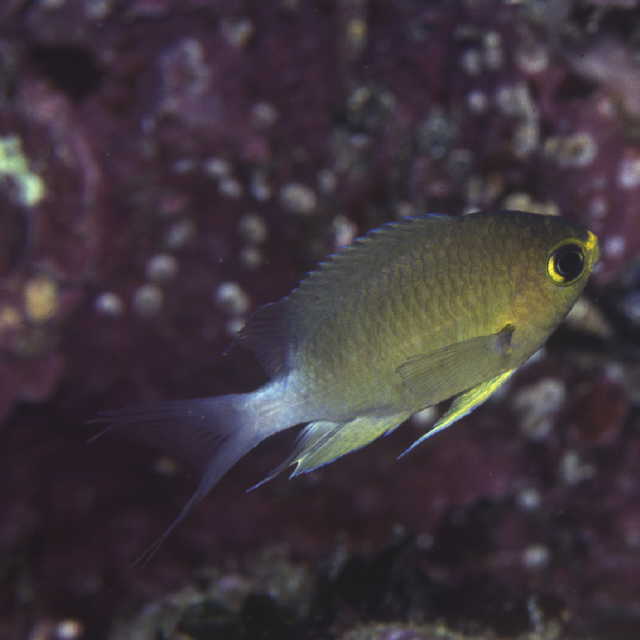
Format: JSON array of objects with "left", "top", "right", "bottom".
[{"left": 1, "top": 1, "right": 639, "bottom": 638}]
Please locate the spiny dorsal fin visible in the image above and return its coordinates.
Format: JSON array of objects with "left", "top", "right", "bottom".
[
  {"left": 237, "top": 214, "right": 454, "bottom": 377},
  {"left": 292, "top": 214, "right": 452, "bottom": 307},
  {"left": 235, "top": 300, "right": 291, "bottom": 376}
]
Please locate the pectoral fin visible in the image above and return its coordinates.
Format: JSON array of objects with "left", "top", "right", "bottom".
[
  {"left": 397, "top": 324, "right": 514, "bottom": 408},
  {"left": 398, "top": 368, "right": 515, "bottom": 458}
]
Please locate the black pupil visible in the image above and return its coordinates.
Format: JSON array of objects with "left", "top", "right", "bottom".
[{"left": 555, "top": 245, "right": 584, "bottom": 281}]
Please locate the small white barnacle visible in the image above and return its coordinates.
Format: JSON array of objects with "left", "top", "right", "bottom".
[
  {"left": 215, "top": 281, "right": 250, "bottom": 315},
  {"left": 280, "top": 182, "right": 317, "bottom": 215},
  {"left": 146, "top": 254, "right": 179, "bottom": 282},
  {"left": 133, "top": 284, "right": 164, "bottom": 317}
]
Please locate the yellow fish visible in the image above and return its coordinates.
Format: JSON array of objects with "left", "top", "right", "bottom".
[{"left": 98, "top": 210, "right": 599, "bottom": 549}]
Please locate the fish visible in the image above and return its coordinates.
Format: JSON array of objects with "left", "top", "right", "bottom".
[{"left": 95, "top": 209, "right": 599, "bottom": 553}]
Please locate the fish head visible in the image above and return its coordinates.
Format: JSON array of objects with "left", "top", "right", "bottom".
[
  {"left": 541, "top": 220, "right": 599, "bottom": 314},
  {"left": 502, "top": 211, "right": 600, "bottom": 335}
]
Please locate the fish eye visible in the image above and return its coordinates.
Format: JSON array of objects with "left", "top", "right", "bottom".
[{"left": 548, "top": 243, "right": 585, "bottom": 285}]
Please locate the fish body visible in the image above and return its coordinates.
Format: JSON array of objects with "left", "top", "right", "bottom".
[
  {"left": 98, "top": 210, "right": 599, "bottom": 548},
  {"left": 264, "top": 211, "right": 592, "bottom": 417}
]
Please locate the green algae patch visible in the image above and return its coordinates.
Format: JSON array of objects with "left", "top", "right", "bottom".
[{"left": 0, "top": 135, "right": 46, "bottom": 206}]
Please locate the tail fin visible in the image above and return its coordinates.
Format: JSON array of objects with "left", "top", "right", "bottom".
[{"left": 90, "top": 385, "right": 293, "bottom": 562}]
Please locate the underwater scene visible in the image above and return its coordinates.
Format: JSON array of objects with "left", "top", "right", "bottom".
[{"left": 1, "top": 1, "right": 639, "bottom": 639}]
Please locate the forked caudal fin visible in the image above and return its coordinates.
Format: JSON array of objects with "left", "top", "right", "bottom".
[{"left": 90, "top": 381, "right": 300, "bottom": 562}]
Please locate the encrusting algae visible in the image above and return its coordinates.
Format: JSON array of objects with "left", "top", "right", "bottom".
[{"left": 96, "top": 210, "right": 599, "bottom": 554}]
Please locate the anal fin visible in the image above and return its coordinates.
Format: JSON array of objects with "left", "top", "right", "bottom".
[
  {"left": 248, "top": 420, "right": 340, "bottom": 490},
  {"left": 293, "top": 413, "right": 409, "bottom": 475},
  {"left": 251, "top": 412, "right": 409, "bottom": 488}
]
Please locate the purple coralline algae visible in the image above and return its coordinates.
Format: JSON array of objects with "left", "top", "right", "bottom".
[{"left": 0, "top": 1, "right": 639, "bottom": 639}]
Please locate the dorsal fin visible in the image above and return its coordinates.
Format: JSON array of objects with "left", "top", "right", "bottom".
[
  {"left": 236, "top": 214, "right": 454, "bottom": 378},
  {"left": 234, "top": 300, "right": 291, "bottom": 376},
  {"left": 292, "top": 214, "right": 452, "bottom": 309}
]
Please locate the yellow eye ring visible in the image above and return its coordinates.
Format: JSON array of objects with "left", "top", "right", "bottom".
[{"left": 547, "top": 241, "right": 586, "bottom": 286}]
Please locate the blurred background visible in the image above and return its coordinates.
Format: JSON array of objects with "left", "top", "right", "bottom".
[{"left": 1, "top": 1, "right": 639, "bottom": 638}]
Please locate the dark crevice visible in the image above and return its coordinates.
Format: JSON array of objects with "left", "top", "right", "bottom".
[
  {"left": 553, "top": 71, "right": 598, "bottom": 103},
  {"left": 28, "top": 44, "right": 104, "bottom": 102}
]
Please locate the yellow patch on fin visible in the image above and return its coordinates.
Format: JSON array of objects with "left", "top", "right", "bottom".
[{"left": 398, "top": 368, "right": 515, "bottom": 458}]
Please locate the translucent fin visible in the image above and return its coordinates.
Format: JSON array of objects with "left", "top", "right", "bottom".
[
  {"left": 397, "top": 325, "right": 514, "bottom": 408},
  {"left": 248, "top": 420, "right": 340, "bottom": 490},
  {"left": 235, "top": 300, "right": 292, "bottom": 377},
  {"left": 399, "top": 369, "right": 515, "bottom": 458},
  {"left": 89, "top": 397, "right": 250, "bottom": 476},
  {"left": 90, "top": 382, "right": 298, "bottom": 561}
]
